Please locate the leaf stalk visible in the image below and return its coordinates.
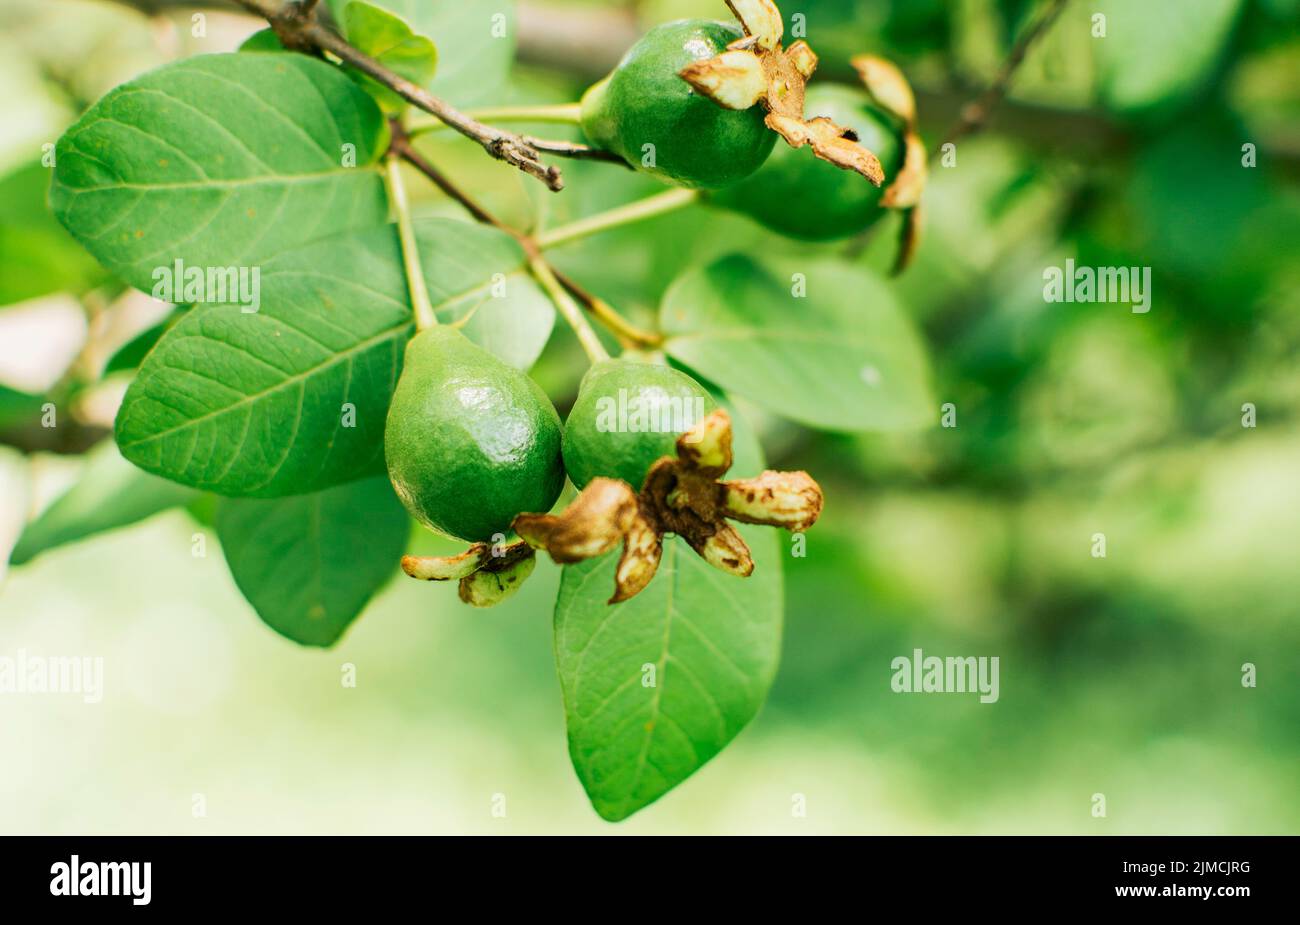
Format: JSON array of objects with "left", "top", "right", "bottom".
[
  {"left": 527, "top": 256, "right": 610, "bottom": 364},
  {"left": 383, "top": 154, "right": 437, "bottom": 331},
  {"left": 535, "top": 188, "right": 702, "bottom": 250}
]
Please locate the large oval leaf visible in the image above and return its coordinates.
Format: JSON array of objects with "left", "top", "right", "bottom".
[
  {"left": 215, "top": 475, "right": 407, "bottom": 647},
  {"left": 554, "top": 403, "right": 782, "bottom": 821},
  {"left": 114, "top": 219, "right": 554, "bottom": 497},
  {"left": 661, "top": 254, "right": 934, "bottom": 432},
  {"left": 49, "top": 53, "right": 390, "bottom": 293}
]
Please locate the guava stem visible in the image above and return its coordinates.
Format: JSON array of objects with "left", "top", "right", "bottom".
[
  {"left": 535, "top": 188, "right": 702, "bottom": 250},
  {"left": 407, "top": 104, "right": 583, "bottom": 137},
  {"left": 384, "top": 154, "right": 438, "bottom": 331},
  {"left": 528, "top": 256, "right": 610, "bottom": 363},
  {"left": 388, "top": 131, "right": 661, "bottom": 350},
  {"left": 551, "top": 271, "right": 662, "bottom": 349}
]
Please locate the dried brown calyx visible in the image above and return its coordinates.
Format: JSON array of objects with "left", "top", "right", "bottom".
[
  {"left": 514, "top": 478, "right": 661, "bottom": 603},
  {"left": 850, "top": 54, "right": 928, "bottom": 273},
  {"left": 679, "top": 0, "right": 886, "bottom": 186},
  {"left": 401, "top": 539, "right": 536, "bottom": 608},
  {"left": 515, "top": 410, "right": 824, "bottom": 604}
]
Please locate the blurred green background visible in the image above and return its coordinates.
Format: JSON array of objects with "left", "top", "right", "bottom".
[{"left": 1, "top": 0, "right": 1298, "bottom": 833}]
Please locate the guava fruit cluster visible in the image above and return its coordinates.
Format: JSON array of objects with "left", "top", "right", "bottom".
[
  {"left": 384, "top": 331, "right": 821, "bottom": 606},
  {"left": 578, "top": 17, "right": 916, "bottom": 241}
]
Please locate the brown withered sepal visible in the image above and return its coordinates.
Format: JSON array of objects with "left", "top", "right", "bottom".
[
  {"left": 514, "top": 409, "right": 824, "bottom": 604},
  {"left": 678, "top": 0, "right": 886, "bottom": 187},
  {"left": 848, "top": 53, "right": 929, "bottom": 273},
  {"left": 402, "top": 538, "right": 536, "bottom": 608},
  {"left": 458, "top": 545, "right": 537, "bottom": 607},
  {"left": 513, "top": 478, "right": 637, "bottom": 563}
]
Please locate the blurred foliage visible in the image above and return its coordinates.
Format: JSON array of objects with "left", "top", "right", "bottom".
[{"left": 1, "top": 0, "right": 1298, "bottom": 832}]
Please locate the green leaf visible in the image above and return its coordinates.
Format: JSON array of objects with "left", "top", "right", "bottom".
[
  {"left": 0, "top": 447, "right": 28, "bottom": 585},
  {"left": 49, "top": 53, "right": 390, "bottom": 295},
  {"left": 186, "top": 492, "right": 218, "bottom": 528},
  {"left": 554, "top": 403, "right": 782, "bottom": 821},
  {"left": 238, "top": 28, "right": 285, "bottom": 53},
  {"left": 104, "top": 311, "right": 180, "bottom": 375},
  {"left": 340, "top": 0, "right": 438, "bottom": 115},
  {"left": 1093, "top": 0, "right": 1244, "bottom": 113},
  {"left": 215, "top": 475, "right": 407, "bottom": 647},
  {"left": 0, "top": 160, "right": 106, "bottom": 304},
  {"left": 10, "top": 439, "right": 197, "bottom": 566},
  {"left": 0, "top": 383, "right": 45, "bottom": 430},
  {"left": 661, "top": 254, "right": 934, "bottom": 432},
  {"left": 114, "top": 219, "right": 553, "bottom": 497},
  {"left": 329, "top": 0, "right": 514, "bottom": 106}
]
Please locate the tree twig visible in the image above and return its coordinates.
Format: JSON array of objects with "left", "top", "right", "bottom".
[
  {"left": 934, "top": 0, "right": 1073, "bottom": 155},
  {"left": 407, "top": 104, "right": 583, "bottom": 137},
  {"left": 388, "top": 122, "right": 659, "bottom": 349},
  {"left": 229, "top": 0, "right": 609, "bottom": 191},
  {"left": 523, "top": 136, "right": 630, "bottom": 166}
]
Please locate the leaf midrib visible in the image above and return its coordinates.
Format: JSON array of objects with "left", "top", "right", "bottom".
[
  {"left": 623, "top": 541, "right": 678, "bottom": 812},
  {"left": 60, "top": 166, "right": 379, "bottom": 196},
  {"left": 120, "top": 225, "right": 538, "bottom": 453},
  {"left": 118, "top": 321, "right": 409, "bottom": 449}
]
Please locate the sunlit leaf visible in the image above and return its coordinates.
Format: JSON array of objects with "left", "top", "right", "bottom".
[
  {"left": 50, "top": 53, "right": 391, "bottom": 294},
  {"left": 114, "top": 220, "right": 553, "bottom": 497}
]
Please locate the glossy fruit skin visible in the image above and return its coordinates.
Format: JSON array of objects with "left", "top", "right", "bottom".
[
  {"left": 580, "top": 20, "right": 777, "bottom": 189},
  {"left": 711, "top": 84, "right": 906, "bottom": 240},
  {"left": 385, "top": 327, "right": 564, "bottom": 542},
  {"left": 563, "top": 359, "right": 717, "bottom": 490}
]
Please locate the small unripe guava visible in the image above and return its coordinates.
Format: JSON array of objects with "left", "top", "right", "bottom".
[
  {"left": 562, "top": 358, "right": 716, "bottom": 490},
  {"left": 712, "top": 84, "right": 906, "bottom": 240},
  {"left": 580, "top": 20, "right": 777, "bottom": 189},
  {"left": 385, "top": 327, "right": 565, "bottom": 542}
]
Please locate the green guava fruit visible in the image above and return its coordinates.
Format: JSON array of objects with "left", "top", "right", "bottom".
[
  {"left": 711, "top": 83, "right": 906, "bottom": 240},
  {"left": 562, "top": 358, "right": 716, "bottom": 490},
  {"left": 385, "top": 327, "right": 564, "bottom": 542},
  {"left": 579, "top": 19, "right": 777, "bottom": 189}
]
